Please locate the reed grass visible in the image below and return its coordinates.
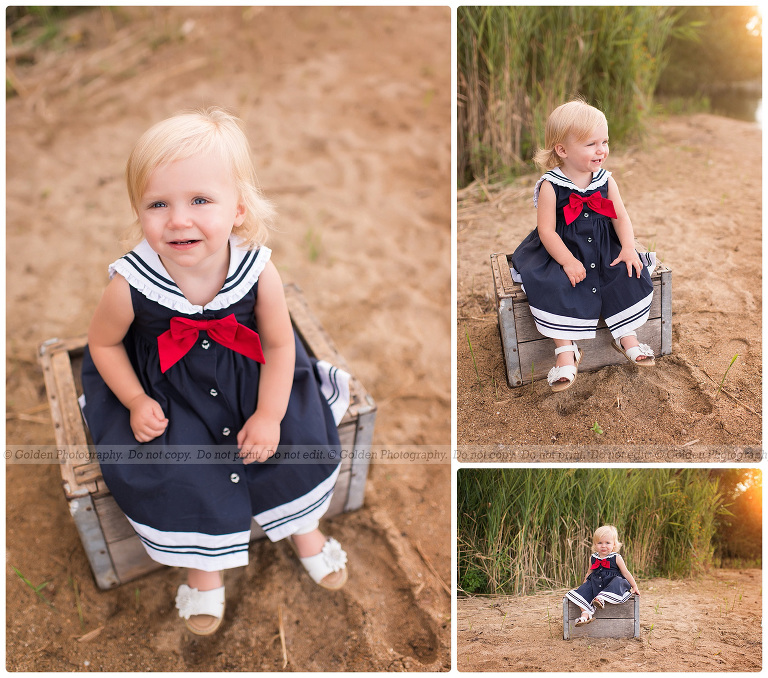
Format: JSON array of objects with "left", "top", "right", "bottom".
[
  {"left": 458, "top": 6, "right": 687, "bottom": 186},
  {"left": 458, "top": 468, "right": 726, "bottom": 595}
]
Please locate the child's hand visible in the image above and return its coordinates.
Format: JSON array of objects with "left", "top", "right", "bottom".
[
  {"left": 563, "top": 258, "right": 587, "bottom": 287},
  {"left": 237, "top": 412, "right": 281, "bottom": 464},
  {"left": 631, "top": 585, "right": 640, "bottom": 595},
  {"left": 127, "top": 394, "right": 168, "bottom": 442},
  {"left": 610, "top": 247, "right": 643, "bottom": 278}
]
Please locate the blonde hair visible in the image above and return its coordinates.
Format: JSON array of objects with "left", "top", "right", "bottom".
[
  {"left": 533, "top": 99, "right": 608, "bottom": 171},
  {"left": 122, "top": 107, "right": 275, "bottom": 249},
  {"left": 592, "top": 525, "right": 622, "bottom": 552}
]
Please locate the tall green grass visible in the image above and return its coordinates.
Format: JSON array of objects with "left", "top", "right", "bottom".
[
  {"left": 458, "top": 6, "right": 690, "bottom": 186},
  {"left": 458, "top": 468, "right": 727, "bottom": 595}
]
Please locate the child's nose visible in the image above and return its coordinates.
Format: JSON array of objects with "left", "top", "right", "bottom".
[{"left": 167, "top": 205, "right": 191, "bottom": 227}]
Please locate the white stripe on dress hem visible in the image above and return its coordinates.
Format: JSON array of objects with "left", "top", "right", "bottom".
[
  {"left": 254, "top": 464, "right": 341, "bottom": 542},
  {"left": 598, "top": 590, "right": 633, "bottom": 604},
  {"left": 566, "top": 590, "right": 595, "bottom": 612},
  {"left": 126, "top": 517, "right": 252, "bottom": 571},
  {"left": 604, "top": 291, "right": 654, "bottom": 338},
  {"left": 316, "top": 359, "right": 351, "bottom": 426},
  {"left": 528, "top": 303, "right": 598, "bottom": 340}
]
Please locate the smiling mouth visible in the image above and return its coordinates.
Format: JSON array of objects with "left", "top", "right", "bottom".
[{"left": 167, "top": 239, "right": 201, "bottom": 250}]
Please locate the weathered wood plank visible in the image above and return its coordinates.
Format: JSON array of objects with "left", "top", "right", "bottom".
[
  {"left": 68, "top": 494, "right": 122, "bottom": 589},
  {"left": 38, "top": 340, "right": 97, "bottom": 497},
  {"left": 94, "top": 495, "right": 139, "bottom": 544},
  {"left": 568, "top": 618, "right": 636, "bottom": 639},
  {"left": 518, "top": 319, "right": 662, "bottom": 385},
  {"left": 109, "top": 535, "right": 161, "bottom": 584},
  {"left": 497, "top": 298, "right": 523, "bottom": 387},
  {"left": 563, "top": 595, "right": 640, "bottom": 639},
  {"left": 660, "top": 268, "right": 673, "bottom": 355}
]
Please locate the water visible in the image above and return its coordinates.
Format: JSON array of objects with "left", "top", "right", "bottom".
[{"left": 709, "top": 90, "right": 762, "bottom": 127}]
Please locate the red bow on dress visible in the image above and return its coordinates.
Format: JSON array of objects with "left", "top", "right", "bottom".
[
  {"left": 590, "top": 558, "right": 611, "bottom": 569},
  {"left": 157, "top": 314, "right": 265, "bottom": 373},
  {"left": 563, "top": 193, "right": 617, "bottom": 225}
]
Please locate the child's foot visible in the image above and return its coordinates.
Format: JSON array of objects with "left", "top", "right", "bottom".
[
  {"left": 547, "top": 343, "right": 582, "bottom": 392},
  {"left": 575, "top": 610, "right": 594, "bottom": 626},
  {"left": 592, "top": 595, "right": 605, "bottom": 609},
  {"left": 619, "top": 335, "right": 648, "bottom": 361},
  {"left": 291, "top": 528, "right": 348, "bottom": 590},
  {"left": 613, "top": 332, "right": 655, "bottom": 366},
  {"left": 176, "top": 570, "right": 225, "bottom": 635}
]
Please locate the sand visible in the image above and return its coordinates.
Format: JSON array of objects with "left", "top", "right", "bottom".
[
  {"left": 457, "top": 113, "right": 762, "bottom": 461},
  {"left": 457, "top": 568, "right": 762, "bottom": 672},
  {"left": 6, "top": 7, "right": 450, "bottom": 671}
]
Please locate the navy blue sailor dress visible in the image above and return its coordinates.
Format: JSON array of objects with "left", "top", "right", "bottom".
[
  {"left": 80, "top": 238, "right": 351, "bottom": 572},
  {"left": 566, "top": 552, "right": 633, "bottom": 613},
  {"left": 510, "top": 168, "right": 656, "bottom": 340}
]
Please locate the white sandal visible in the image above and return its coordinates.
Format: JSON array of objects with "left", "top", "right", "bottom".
[
  {"left": 575, "top": 610, "right": 594, "bottom": 626},
  {"left": 612, "top": 331, "right": 655, "bottom": 366},
  {"left": 297, "top": 537, "right": 348, "bottom": 590},
  {"left": 175, "top": 584, "right": 226, "bottom": 635},
  {"left": 547, "top": 343, "right": 582, "bottom": 392}
]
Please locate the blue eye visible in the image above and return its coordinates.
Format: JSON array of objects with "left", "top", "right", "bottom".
[
  {"left": 192, "top": 197, "right": 209, "bottom": 205},
  {"left": 149, "top": 201, "right": 166, "bottom": 209}
]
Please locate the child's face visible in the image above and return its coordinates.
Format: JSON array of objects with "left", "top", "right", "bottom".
[
  {"left": 139, "top": 152, "right": 245, "bottom": 273},
  {"left": 595, "top": 536, "right": 615, "bottom": 556},
  {"left": 556, "top": 123, "right": 609, "bottom": 176}
]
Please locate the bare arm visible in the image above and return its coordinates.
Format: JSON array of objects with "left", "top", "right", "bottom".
[
  {"left": 616, "top": 554, "right": 640, "bottom": 594},
  {"left": 607, "top": 177, "right": 643, "bottom": 277},
  {"left": 237, "top": 261, "right": 296, "bottom": 463},
  {"left": 536, "top": 180, "right": 586, "bottom": 287},
  {"left": 87, "top": 274, "right": 168, "bottom": 442}
]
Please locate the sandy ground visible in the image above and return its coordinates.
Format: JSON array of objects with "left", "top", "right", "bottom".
[
  {"left": 6, "top": 7, "right": 450, "bottom": 671},
  {"left": 457, "top": 114, "right": 762, "bottom": 461},
  {"left": 458, "top": 568, "right": 762, "bottom": 672}
]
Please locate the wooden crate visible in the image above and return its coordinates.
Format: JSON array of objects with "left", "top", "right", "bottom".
[
  {"left": 490, "top": 250, "right": 672, "bottom": 387},
  {"left": 563, "top": 595, "right": 640, "bottom": 640},
  {"left": 38, "top": 283, "right": 376, "bottom": 590}
]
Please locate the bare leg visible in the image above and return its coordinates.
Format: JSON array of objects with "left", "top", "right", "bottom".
[
  {"left": 187, "top": 569, "right": 223, "bottom": 591},
  {"left": 291, "top": 528, "right": 326, "bottom": 557}
]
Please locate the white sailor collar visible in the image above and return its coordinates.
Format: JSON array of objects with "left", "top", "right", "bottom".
[
  {"left": 109, "top": 235, "right": 271, "bottom": 315},
  {"left": 591, "top": 552, "right": 618, "bottom": 559},
  {"left": 533, "top": 167, "right": 611, "bottom": 207}
]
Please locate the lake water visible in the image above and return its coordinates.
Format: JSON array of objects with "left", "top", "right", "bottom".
[{"left": 709, "top": 91, "right": 762, "bottom": 127}]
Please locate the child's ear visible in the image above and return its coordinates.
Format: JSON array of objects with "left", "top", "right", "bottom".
[
  {"left": 554, "top": 143, "right": 567, "bottom": 159},
  {"left": 233, "top": 200, "right": 247, "bottom": 227}
]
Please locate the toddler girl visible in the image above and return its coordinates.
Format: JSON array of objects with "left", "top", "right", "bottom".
[
  {"left": 81, "top": 107, "right": 351, "bottom": 635},
  {"left": 566, "top": 525, "right": 639, "bottom": 626},
  {"left": 510, "top": 99, "right": 656, "bottom": 392}
]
